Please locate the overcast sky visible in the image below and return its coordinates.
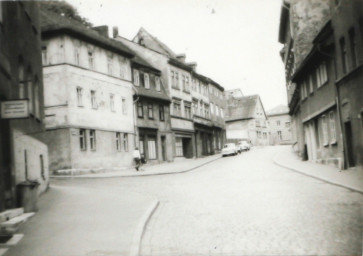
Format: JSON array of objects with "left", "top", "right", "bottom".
[{"left": 66, "top": 0, "right": 286, "bottom": 111}]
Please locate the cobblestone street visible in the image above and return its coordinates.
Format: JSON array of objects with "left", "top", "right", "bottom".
[{"left": 52, "top": 147, "right": 362, "bottom": 256}]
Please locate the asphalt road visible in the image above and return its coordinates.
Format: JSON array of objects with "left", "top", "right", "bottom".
[{"left": 52, "top": 147, "right": 363, "bottom": 256}]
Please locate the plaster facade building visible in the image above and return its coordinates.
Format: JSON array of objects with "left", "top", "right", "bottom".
[
  {"left": 115, "top": 28, "right": 226, "bottom": 159},
  {"left": 132, "top": 56, "right": 173, "bottom": 163},
  {"left": 38, "top": 9, "right": 136, "bottom": 172},
  {"left": 225, "top": 94, "right": 269, "bottom": 146},
  {"left": 266, "top": 105, "right": 293, "bottom": 145},
  {"left": 278, "top": 0, "right": 363, "bottom": 169},
  {"left": 0, "top": 2, "right": 49, "bottom": 211}
]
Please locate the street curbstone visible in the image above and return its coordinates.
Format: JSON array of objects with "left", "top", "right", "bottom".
[
  {"left": 273, "top": 155, "right": 363, "bottom": 195},
  {"left": 129, "top": 200, "right": 159, "bottom": 256}
]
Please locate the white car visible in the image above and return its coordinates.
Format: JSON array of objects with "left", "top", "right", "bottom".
[
  {"left": 238, "top": 141, "right": 251, "bottom": 152},
  {"left": 222, "top": 143, "right": 238, "bottom": 157}
]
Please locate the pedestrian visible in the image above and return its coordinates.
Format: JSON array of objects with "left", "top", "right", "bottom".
[{"left": 133, "top": 147, "right": 141, "bottom": 171}]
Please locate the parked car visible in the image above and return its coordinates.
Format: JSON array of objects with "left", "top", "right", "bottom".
[
  {"left": 238, "top": 141, "right": 251, "bottom": 152},
  {"left": 222, "top": 143, "right": 238, "bottom": 157}
]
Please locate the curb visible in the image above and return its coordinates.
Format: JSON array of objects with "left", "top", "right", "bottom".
[
  {"left": 129, "top": 200, "right": 159, "bottom": 256},
  {"left": 273, "top": 156, "right": 363, "bottom": 195},
  {"left": 50, "top": 156, "right": 221, "bottom": 179}
]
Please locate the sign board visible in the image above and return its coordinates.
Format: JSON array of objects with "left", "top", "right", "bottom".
[{"left": 1, "top": 99, "right": 29, "bottom": 119}]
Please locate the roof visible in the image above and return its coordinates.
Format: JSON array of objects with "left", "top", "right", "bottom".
[
  {"left": 40, "top": 8, "right": 134, "bottom": 58},
  {"left": 266, "top": 104, "right": 289, "bottom": 116},
  {"left": 133, "top": 27, "right": 177, "bottom": 58},
  {"left": 131, "top": 55, "right": 161, "bottom": 75},
  {"left": 225, "top": 95, "right": 260, "bottom": 122}
]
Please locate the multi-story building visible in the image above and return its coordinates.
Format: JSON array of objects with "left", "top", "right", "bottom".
[
  {"left": 38, "top": 8, "right": 136, "bottom": 172},
  {"left": 131, "top": 55, "right": 173, "bottom": 163},
  {"left": 115, "top": 28, "right": 226, "bottom": 159},
  {"left": 0, "top": 2, "right": 49, "bottom": 211},
  {"left": 225, "top": 93, "right": 269, "bottom": 146},
  {"left": 330, "top": 0, "right": 363, "bottom": 168},
  {"left": 279, "top": 0, "right": 363, "bottom": 169},
  {"left": 266, "top": 105, "right": 293, "bottom": 145}
]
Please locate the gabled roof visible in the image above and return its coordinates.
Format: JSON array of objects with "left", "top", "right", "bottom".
[
  {"left": 266, "top": 104, "right": 289, "bottom": 116},
  {"left": 133, "top": 27, "right": 177, "bottom": 58},
  {"left": 226, "top": 94, "right": 260, "bottom": 122},
  {"left": 40, "top": 8, "right": 134, "bottom": 58}
]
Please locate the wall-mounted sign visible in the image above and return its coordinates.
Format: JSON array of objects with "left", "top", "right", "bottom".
[{"left": 1, "top": 99, "right": 29, "bottom": 119}]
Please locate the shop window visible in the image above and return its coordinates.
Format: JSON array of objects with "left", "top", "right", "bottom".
[
  {"left": 148, "top": 138, "right": 157, "bottom": 160},
  {"left": 175, "top": 137, "right": 183, "bottom": 157}
]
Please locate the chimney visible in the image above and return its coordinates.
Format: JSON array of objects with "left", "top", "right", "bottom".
[
  {"left": 112, "top": 26, "right": 119, "bottom": 38},
  {"left": 92, "top": 25, "right": 109, "bottom": 38},
  {"left": 176, "top": 54, "right": 186, "bottom": 63},
  {"left": 187, "top": 62, "right": 197, "bottom": 71}
]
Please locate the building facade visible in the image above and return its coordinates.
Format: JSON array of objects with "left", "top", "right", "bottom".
[
  {"left": 38, "top": 9, "right": 136, "bottom": 172},
  {"left": 278, "top": 0, "right": 363, "bottom": 169},
  {"left": 116, "top": 28, "right": 226, "bottom": 159},
  {"left": 266, "top": 105, "right": 293, "bottom": 145},
  {"left": 225, "top": 94, "right": 269, "bottom": 146},
  {"left": 330, "top": 0, "right": 363, "bottom": 168},
  {"left": 0, "top": 2, "right": 49, "bottom": 211},
  {"left": 132, "top": 56, "right": 173, "bottom": 163}
]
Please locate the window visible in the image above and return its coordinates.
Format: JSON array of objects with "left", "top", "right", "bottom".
[
  {"left": 300, "top": 81, "right": 307, "bottom": 99},
  {"left": 34, "top": 79, "right": 40, "bottom": 119},
  {"left": 144, "top": 74, "right": 150, "bottom": 89},
  {"left": 171, "top": 71, "right": 175, "bottom": 88},
  {"left": 175, "top": 72, "right": 179, "bottom": 89},
  {"left": 77, "top": 87, "right": 83, "bottom": 106},
  {"left": 317, "top": 62, "right": 328, "bottom": 88},
  {"left": 91, "top": 90, "right": 97, "bottom": 109},
  {"left": 27, "top": 73, "right": 33, "bottom": 114},
  {"left": 89, "top": 130, "right": 96, "bottom": 150},
  {"left": 148, "top": 103, "right": 153, "bottom": 119},
  {"left": 185, "top": 105, "right": 191, "bottom": 119},
  {"left": 155, "top": 77, "right": 161, "bottom": 91},
  {"left": 308, "top": 75, "right": 314, "bottom": 94},
  {"left": 216, "top": 105, "right": 220, "bottom": 117},
  {"left": 277, "top": 131, "right": 282, "bottom": 140},
  {"left": 139, "top": 137, "right": 144, "bottom": 155},
  {"left": 322, "top": 115, "right": 329, "bottom": 146},
  {"left": 277, "top": 120, "right": 280, "bottom": 126},
  {"left": 74, "top": 48, "right": 80, "bottom": 65},
  {"left": 204, "top": 104, "right": 209, "bottom": 118},
  {"left": 173, "top": 101, "right": 181, "bottom": 116},
  {"left": 88, "top": 52, "right": 94, "bottom": 69},
  {"left": 18, "top": 63, "right": 25, "bottom": 98},
  {"left": 80, "top": 129, "right": 86, "bottom": 150},
  {"left": 263, "top": 132, "right": 267, "bottom": 139},
  {"left": 210, "top": 103, "right": 214, "bottom": 115},
  {"left": 193, "top": 101, "right": 198, "bottom": 115},
  {"left": 116, "top": 132, "right": 122, "bottom": 151},
  {"left": 182, "top": 75, "right": 186, "bottom": 91},
  {"left": 122, "top": 133, "right": 128, "bottom": 151},
  {"left": 42, "top": 46, "right": 47, "bottom": 65},
  {"left": 185, "top": 76, "right": 190, "bottom": 92},
  {"left": 329, "top": 111, "right": 337, "bottom": 143},
  {"left": 110, "top": 94, "right": 115, "bottom": 112},
  {"left": 122, "top": 98, "right": 127, "bottom": 115},
  {"left": 340, "top": 37, "right": 348, "bottom": 74},
  {"left": 137, "top": 102, "right": 144, "bottom": 117},
  {"left": 175, "top": 137, "right": 183, "bottom": 157},
  {"left": 159, "top": 105, "right": 165, "bottom": 121},
  {"left": 120, "top": 63, "right": 125, "bottom": 78},
  {"left": 133, "top": 70, "right": 139, "bottom": 86},
  {"left": 107, "top": 57, "right": 113, "bottom": 75},
  {"left": 171, "top": 71, "right": 179, "bottom": 89},
  {"left": 349, "top": 28, "right": 359, "bottom": 68}
]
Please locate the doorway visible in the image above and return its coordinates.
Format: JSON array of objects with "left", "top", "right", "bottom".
[
  {"left": 161, "top": 136, "right": 166, "bottom": 161},
  {"left": 344, "top": 121, "right": 355, "bottom": 167}
]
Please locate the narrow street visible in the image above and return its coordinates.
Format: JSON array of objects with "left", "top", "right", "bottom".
[{"left": 43, "top": 147, "right": 363, "bottom": 256}]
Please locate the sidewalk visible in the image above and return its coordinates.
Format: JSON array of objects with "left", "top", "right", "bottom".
[
  {"left": 273, "top": 146, "right": 363, "bottom": 194},
  {"left": 3, "top": 185, "right": 158, "bottom": 256},
  {"left": 51, "top": 154, "right": 221, "bottom": 179}
]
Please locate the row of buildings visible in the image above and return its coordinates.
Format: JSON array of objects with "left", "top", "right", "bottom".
[{"left": 278, "top": 0, "right": 363, "bottom": 169}]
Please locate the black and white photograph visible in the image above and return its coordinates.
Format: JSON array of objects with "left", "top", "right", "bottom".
[{"left": 0, "top": 0, "right": 362, "bottom": 255}]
